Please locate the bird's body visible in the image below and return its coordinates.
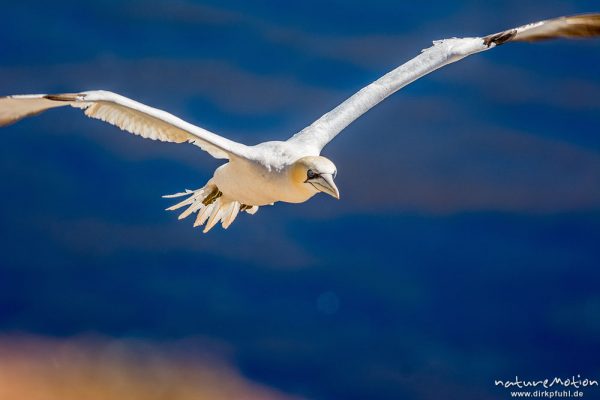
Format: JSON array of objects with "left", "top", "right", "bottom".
[
  {"left": 213, "top": 142, "right": 316, "bottom": 206},
  {"left": 1, "top": 13, "right": 599, "bottom": 232},
  {"left": 162, "top": 140, "right": 335, "bottom": 231}
]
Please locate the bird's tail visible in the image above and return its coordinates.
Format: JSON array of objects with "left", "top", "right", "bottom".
[{"left": 162, "top": 183, "right": 258, "bottom": 233}]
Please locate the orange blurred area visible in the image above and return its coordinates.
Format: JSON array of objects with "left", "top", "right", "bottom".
[{"left": 0, "top": 335, "right": 302, "bottom": 400}]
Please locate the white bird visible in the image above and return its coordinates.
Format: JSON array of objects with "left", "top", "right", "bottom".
[{"left": 1, "top": 14, "right": 599, "bottom": 232}]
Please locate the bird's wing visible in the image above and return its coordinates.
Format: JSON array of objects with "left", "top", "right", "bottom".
[
  {"left": 0, "top": 90, "right": 250, "bottom": 159},
  {"left": 288, "top": 13, "right": 600, "bottom": 153}
]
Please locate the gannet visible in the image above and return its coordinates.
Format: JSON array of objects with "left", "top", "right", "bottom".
[{"left": 1, "top": 14, "right": 599, "bottom": 232}]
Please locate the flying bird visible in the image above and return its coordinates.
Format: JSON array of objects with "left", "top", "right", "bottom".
[{"left": 1, "top": 14, "right": 599, "bottom": 232}]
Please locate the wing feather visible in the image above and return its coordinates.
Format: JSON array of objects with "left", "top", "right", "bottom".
[
  {"left": 0, "top": 95, "right": 67, "bottom": 127},
  {"left": 484, "top": 13, "right": 600, "bottom": 45}
]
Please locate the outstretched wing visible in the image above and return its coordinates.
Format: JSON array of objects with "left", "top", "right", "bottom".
[
  {"left": 288, "top": 13, "right": 600, "bottom": 153},
  {"left": 0, "top": 90, "right": 250, "bottom": 159}
]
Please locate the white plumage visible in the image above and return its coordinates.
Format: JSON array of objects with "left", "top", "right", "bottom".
[{"left": 1, "top": 14, "right": 599, "bottom": 232}]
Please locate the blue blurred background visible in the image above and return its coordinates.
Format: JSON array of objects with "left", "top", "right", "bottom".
[{"left": 1, "top": 1, "right": 600, "bottom": 399}]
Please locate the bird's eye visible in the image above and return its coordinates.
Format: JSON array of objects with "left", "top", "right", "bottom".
[{"left": 307, "top": 169, "right": 317, "bottom": 179}]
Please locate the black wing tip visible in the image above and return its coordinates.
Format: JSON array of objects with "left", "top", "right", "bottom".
[
  {"left": 44, "top": 93, "right": 81, "bottom": 102},
  {"left": 483, "top": 29, "right": 518, "bottom": 47},
  {"left": 484, "top": 13, "right": 600, "bottom": 47}
]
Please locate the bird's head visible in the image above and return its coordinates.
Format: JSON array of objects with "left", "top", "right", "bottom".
[{"left": 291, "top": 156, "right": 339, "bottom": 199}]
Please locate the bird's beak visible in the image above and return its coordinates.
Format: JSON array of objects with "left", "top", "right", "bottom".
[{"left": 311, "top": 173, "right": 340, "bottom": 199}]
